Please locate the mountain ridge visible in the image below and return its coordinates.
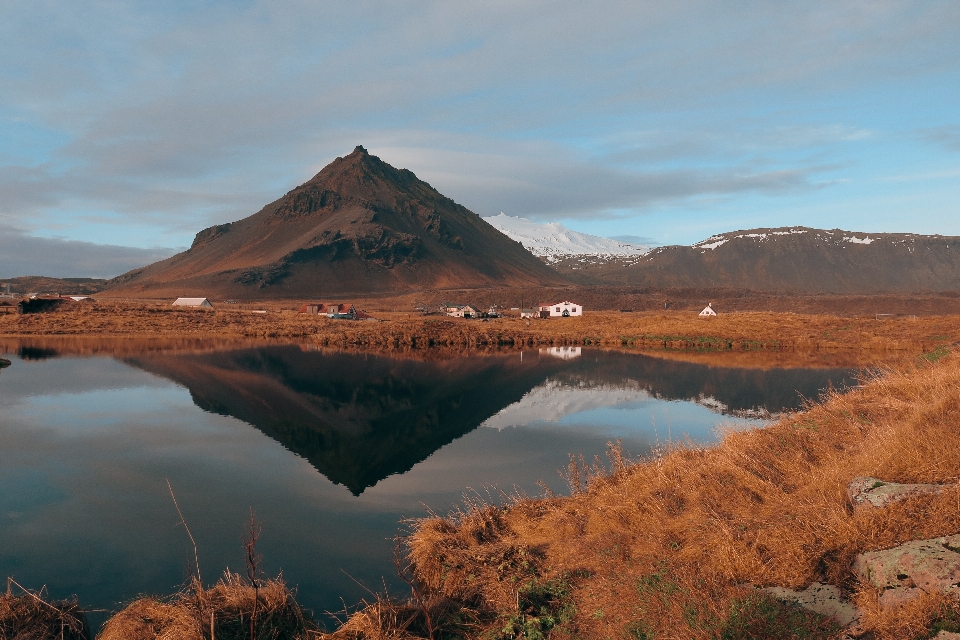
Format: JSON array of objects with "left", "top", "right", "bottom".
[{"left": 553, "top": 226, "right": 960, "bottom": 293}]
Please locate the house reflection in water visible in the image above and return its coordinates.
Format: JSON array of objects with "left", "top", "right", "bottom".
[{"left": 541, "top": 347, "right": 582, "bottom": 359}]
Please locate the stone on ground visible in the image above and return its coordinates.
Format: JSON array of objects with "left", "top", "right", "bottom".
[
  {"left": 852, "top": 534, "right": 960, "bottom": 607},
  {"left": 761, "top": 582, "right": 859, "bottom": 626},
  {"left": 846, "top": 476, "right": 953, "bottom": 510}
]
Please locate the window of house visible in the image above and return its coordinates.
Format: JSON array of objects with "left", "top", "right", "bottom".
[{"left": 555, "top": 307, "right": 560, "bottom": 312}]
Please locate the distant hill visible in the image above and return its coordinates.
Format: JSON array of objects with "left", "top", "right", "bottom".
[
  {"left": 105, "top": 147, "right": 567, "bottom": 298},
  {"left": 551, "top": 227, "right": 960, "bottom": 293},
  {"left": 482, "top": 213, "right": 650, "bottom": 262},
  {"left": 0, "top": 276, "right": 106, "bottom": 296}
]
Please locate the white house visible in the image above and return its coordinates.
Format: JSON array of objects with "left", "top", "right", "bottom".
[
  {"left": 699, "top": 303, "right": 717, "bottom": 317},
  {"left": 537, "top": 301, "right": 582, "bottom": 318},
  {"left": 173, "top": 297, "right": 213, "bottom": 308},
  {"left": 445, "top": 304, "right": 479, "bottom": 318}
]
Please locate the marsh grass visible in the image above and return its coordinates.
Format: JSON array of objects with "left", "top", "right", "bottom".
[
  {"left": 98, "top": 572, "right": 316, "bottom": 640},
  {"left": 324, "top": 350, "right": 960, "bottom": 638},
  {"left": 0, "top": 579, "right": 90, "bottom": 640}
]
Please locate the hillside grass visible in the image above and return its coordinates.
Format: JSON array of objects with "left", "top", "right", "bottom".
[{"left": 320, "top": 350, "right": 960, "bottom": 639}]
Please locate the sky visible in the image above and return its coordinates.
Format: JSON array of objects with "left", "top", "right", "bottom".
[{"left": 1, "top": 1, "right": 959, "bottom": 278}]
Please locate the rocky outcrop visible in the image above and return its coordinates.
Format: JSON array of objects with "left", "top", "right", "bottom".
[
  {"left": 846, "top": 476, "right": 954, "bottom": 510},
  {"left": 853, "top": 534, "right": 960, "bottom": 607}
]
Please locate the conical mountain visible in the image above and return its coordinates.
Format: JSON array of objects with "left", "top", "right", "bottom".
[{"left": 106, "top": 146, "right": 567, "bottom": 297}]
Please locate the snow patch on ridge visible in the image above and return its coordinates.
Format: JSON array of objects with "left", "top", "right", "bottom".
[
  {"left": 843, "top": 236, "right": 874, "bottom": 244},
  {"left": 694, "top": 228, "right": 809, "bottom": 251},
  {"left": 694, "top": 237, "right": 728, "bottom": 250},
  {"left": 482, "top": 213, "right": 651, "bottom": 262}
]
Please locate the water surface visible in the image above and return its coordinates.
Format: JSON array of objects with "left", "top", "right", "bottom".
[{"left": 0, "top": 343, "right": 857, "bottom": 626}]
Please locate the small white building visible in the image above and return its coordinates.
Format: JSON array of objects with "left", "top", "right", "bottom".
[
  {"left": 537, "top": 301, "right": 582, "bottom": 318},
  {"left": 445, "top": 304, "right": 479, "bottom": 318},
  {"left": 699, "top": 303, "right": 717, "bottom": 317},
  {"left": 173, "top": 297, "right": 213, "bottom": 308}
]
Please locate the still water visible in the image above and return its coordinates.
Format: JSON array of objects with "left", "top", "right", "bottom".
[{"left": 0, "top": 343, "right": 856, "bottom": 626}]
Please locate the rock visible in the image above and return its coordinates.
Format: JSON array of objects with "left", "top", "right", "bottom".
[
  {"left": 852, "top": 534, "right": 960, "bottom": 606},
  {"left": 846, "top": 476, "right": 952, "bottom": 510},
  {"left": 934, "top": 632, "right": 960, "bottom": 640},
  {"left": 761, "top": 582, "right": 860, "bottom": 626}
]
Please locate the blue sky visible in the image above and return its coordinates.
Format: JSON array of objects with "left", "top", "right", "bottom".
[{"left": 1, "top": 1, "right": 959, "bottom": 277}]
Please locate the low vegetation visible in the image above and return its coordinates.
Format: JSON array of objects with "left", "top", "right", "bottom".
[
  {"left": 99, "top": 573, "right": 316, "bottom": 640},
  {"left": 1, "top": 581, "right": 90, "bottom": 640},
  {"left": 2, "top": 300, "right": 959, "bottom": 361}
]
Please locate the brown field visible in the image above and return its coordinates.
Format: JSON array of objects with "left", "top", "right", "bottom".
[{"left": 2, "top": 299, "right": 960, "bottom": 366}]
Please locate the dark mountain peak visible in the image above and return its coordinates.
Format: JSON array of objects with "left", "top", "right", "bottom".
[{"left": 105, "top": 147, "right": 567, "bottom": 298}]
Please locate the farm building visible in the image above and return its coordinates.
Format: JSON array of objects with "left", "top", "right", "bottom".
[
  {"left": 172, "top": 297, "right": 213, "bottom": 308},
  {"left": 299, "top": 302, "right": 344, "bottom": 315},
  {"left": 699, "top": 303, "right": 717, "bottom": 317},
  {"left": 537, "top": 301, "right": 582, "bottom": 318},
  {"left": 444, "top": 304, "right": 480, "bottom": 318},
  {"left": 299, "top": 302, "right": 367, "bottom": 319}
]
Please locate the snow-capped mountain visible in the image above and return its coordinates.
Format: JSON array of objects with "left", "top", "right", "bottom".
[{"left": 483, "top": 213, "right": 651, "bottom": 263}]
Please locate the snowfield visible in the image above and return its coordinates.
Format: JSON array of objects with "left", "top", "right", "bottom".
[{"left": 482, "top": 213, "right": 651, "bottom": 262}]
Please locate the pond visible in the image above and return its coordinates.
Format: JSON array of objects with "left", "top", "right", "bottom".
[{"left": 0, "top": 342, "right": 858, "bottom": 628}]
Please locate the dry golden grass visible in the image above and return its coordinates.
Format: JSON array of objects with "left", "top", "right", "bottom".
[
  {"left": 320, "top": 350, "right": 960, "bottom": 639},
  {"left": 0, "top": 581, "right": 90, "bottom": 640},
  {"left": 2, "top": 299, "right": 959, "bottom": 362},
  {"left": 99, "top": 572, "right": 317, "bottom": 640}
]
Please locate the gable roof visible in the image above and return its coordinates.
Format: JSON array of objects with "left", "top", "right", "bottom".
[{"left": 173, "top": 297, "right": 213, "bottom": 307}]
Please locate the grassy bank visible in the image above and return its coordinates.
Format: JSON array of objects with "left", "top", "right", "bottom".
[
  {"left": 2, "top": 300, "right": 959, "bottom": 359},
  {"left": 320, "top": 351, "right": 960, "bottom": 639}
]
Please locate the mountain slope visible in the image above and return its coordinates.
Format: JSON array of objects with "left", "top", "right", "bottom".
[
  {"left": 552, "top": 227, "right": 960, "bottom": 293},
  {"left": 105, "top": 147, "right": 567, "bottom": 298},
  {"left": 482, "top": 213, "right": 650, "bottom": 262}
]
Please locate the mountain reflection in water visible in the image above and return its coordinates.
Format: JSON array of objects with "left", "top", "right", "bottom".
[{"left": 126, "top": 346, "right": 857, "bottom": 495}]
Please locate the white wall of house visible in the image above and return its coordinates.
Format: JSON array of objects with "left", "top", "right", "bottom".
[{"left": 537, "top": 301, "right": 583, "bottom": 317}]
